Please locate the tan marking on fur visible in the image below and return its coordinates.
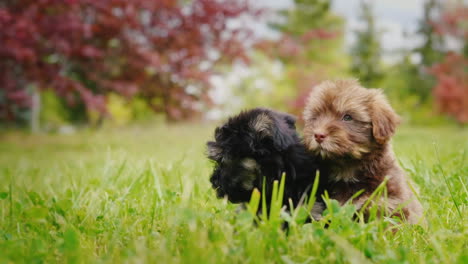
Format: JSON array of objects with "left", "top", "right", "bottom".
[
  {"left": 207, "top": 145, "right": 222, "bottom": 160},
  {"left": 242, "top": 158, "right": 259, "bottom": 171},
  {"left": 240, "top": 158, "right": 260, "bottom": 190},
  {"left": 250, "top": 113, "right": 272, "bottom": 136},
  {"left": 241, "top": 174, "right": 256, "bottom": 190}
]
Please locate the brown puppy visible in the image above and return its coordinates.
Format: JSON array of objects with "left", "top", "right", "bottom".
[{"left": 303, "top": 79, "right": 423, "bottom": 224}]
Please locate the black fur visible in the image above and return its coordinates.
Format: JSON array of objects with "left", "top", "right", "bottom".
[{"left": 207, "top": 108, "right": 323, "bottom": 214}]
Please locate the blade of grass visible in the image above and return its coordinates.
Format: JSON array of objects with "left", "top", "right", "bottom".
[
  {"left": 269, "top": 179, "right": 279, "bottom": 221},
  {"left": 9, "top": 175, "right": 13, "bottom": 227},
  {"left": 326, "top": 231, "right": 372, "bottom": 264},
  {"left": 261, "top": 177, "right": 267, "bottom": 221},
  {"left": 247, "top": 188, "right": 261, "bottom": 216},
  {"left": 433, "top": 143, "right": 462, "bottom": 218},
  {"left": 277, "top": 173, "right": 286, "bottom": 209},
  {"left": 306, "top": 170, "right": 320, "bottom": 213},
  {"left": 359, "top": 177, "right": 389, "bottom": 216}
]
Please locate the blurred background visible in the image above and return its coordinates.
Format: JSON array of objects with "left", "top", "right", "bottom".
[
  {"left": 1, "top": 2, "right": 467, "bottom": 263},
  {"left": 0, "top": 0, "right": 467, "bottom": 132}
]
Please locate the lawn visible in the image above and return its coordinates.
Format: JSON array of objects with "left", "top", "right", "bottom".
[{"left": 0, "top": 124, "right": 467, "bottom": 263}]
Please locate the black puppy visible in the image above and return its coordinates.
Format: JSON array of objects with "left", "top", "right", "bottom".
[{"left": 206, "top": 108, "right": 324, "bottom": 218}]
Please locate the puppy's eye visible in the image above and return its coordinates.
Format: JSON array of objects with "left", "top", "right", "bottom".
[{"left": 342, "top": 114, "right": 353, "bottom": 121}]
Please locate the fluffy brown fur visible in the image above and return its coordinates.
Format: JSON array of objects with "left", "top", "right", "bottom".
[{"left": 303, "top": 79, "right": 423, "bottom": 224}]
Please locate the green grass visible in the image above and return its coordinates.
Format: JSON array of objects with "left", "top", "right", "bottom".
[{"left": 0, "top": 124, "right": 467, "bottom": 263}]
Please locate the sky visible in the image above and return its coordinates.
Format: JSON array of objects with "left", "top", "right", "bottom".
[{"left": 333, "top": 0, "right": 424, "bottom": 56}]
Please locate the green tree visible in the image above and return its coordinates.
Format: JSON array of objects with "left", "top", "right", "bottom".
[
  {"left": 416, "top": 0, "right": 445, "bottom": 67},
  {"left": 271, "top": 0, "right": 344, "bottom": 65},
  {"left": 386, "top": 0, "right": 444, "bottom": 104},
  {"left": 411, "top": 0, "right": 444, "bottom": 100},
  {"left": 350, "top": 0, "right": 384, "bottom": 88},
  {"left": 267, "top": 0, "right": 347, "bottom": 116}
]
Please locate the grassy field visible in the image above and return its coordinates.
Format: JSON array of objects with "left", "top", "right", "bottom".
[{"left": 0, "top": 124, "right": 467, "bottom": 263}]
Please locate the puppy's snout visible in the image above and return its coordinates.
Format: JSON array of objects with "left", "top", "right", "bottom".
[{"left": 314, "top": 133, "right": 327, "bottom": 143}]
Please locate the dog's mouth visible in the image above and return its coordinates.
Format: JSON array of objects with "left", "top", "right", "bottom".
[
  {"left": 315, "top": 145, "right": 335, "bottom": 159},
  {"left": 309, "top": 140, "right": 333, "bottom": 157},
  {"left": 209, "top": 158, "right": 262, "bottom": 203},
  {"left": 309, "top": 139, "right": 349, "bottom": 159},
  {"left": 311, "top": 140, "right": 370, "bottom": 161}
]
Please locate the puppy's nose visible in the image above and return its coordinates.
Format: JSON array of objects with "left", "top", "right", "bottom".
[{"left": 314, "top": 133, "right": 327, "bottom": 143}]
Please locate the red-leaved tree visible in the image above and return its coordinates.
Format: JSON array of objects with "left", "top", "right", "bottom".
[
  {"left": 0, "top": 0, "right": 254, "bottom": 123},
  {"left": 430, "top": 5, "right": 468, "bottom": 124}
]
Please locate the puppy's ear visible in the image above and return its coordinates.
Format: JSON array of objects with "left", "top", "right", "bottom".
[
  {"left": 271, "top": 113, "right": 297, "bottom": 151},
  {"left": 281, "top": 113, "right": 297, "bottom": 129},
  {"left": 369, "top": 90, "right": 401, "bottom": 144},
  {"left": 206, "top": 141, "right": 222, "bottom": 161}
]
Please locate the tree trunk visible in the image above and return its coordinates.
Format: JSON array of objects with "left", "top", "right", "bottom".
[
  {"left": 159, "top": 75, "right": 178, "bottom": 123},
  {"left": 30, "top": 85, "right": 41, "bottom": 133}
]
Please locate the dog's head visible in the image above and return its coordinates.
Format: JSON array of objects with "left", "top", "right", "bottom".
[
  {"left": 303, "top": 80, "right": 400, "bottom": 160},
  {"left": 207, "top": 108, "right": 299, "bottom": 203}
]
